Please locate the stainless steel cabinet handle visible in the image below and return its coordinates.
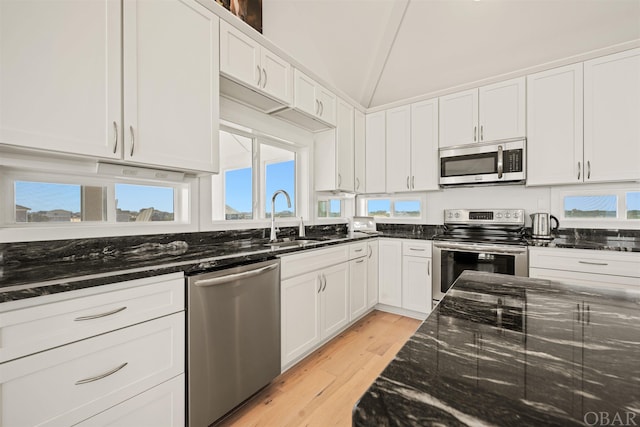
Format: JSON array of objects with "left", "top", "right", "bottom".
[
  {"left": 256, "top": 65, "right": 262, "bottom": 86},
  {"left": 338, "top": 173, "right": 342, "bottom": 187},
  {"left": 356, "top": 259, "right": 365, "bottom": 264},
  {"left": 411, "top": 176, "right": 415, "bottom": 189},
  {"left": 75, "top": 362, "right": 128, "bottom": 385},
  {"left": 262, "top": 68, "right": 267, "bottom": 88},
  {"left": 409, "top": 247, "right": 426, "bottom": 251},
  {"left": 322, "top": 273, "right": 327, "bottom": 292},
  {"left": 355, "top": 248, "right": 363, "bottom": 252},
  {"left": 428, "top": 260, "right": 431, "bottom": 275},
  {"left": 315, "top": 99, "right": 320, "bottom": 115},
  {"left": 497, "top": 145, "right": 504, "bottom": 179},
  {"left": 75, "top": 306, "right": 127, "bottom": 321},
  {"left": 112, "top": 121, "right": 118, "bottom": 154},
  {"left": 577, "top": 161, "right": 581, "bottom": 180},
  {"left": 587, "top": 160, "right": 591, "bottom": 179},
  {"left": 319, "top": 101, "right": 324, "bottom": 116},
  {"left": 355, "top": 178, "right": 360, "bottom": 190},
  {"left": 480, "top": 125, "right": 484, "bottom": 141},
  {"left": 406, "top": 176, "right": 410, "bottom": 189},
  {"left": 433, "top": 241, "right": 527, "bottom": 255},
  {"left": 317, "top": 274, "right": 322, "bottom": 293},
  {"left": 474, "top": 126, "right": 477, "bottom": 142},
  {"left": 578, "top": 260, "right": 608, "bottom": 266},
  {"left": 194, "top": 263, "right": 278, "bottom": 287},
  {"left": 368, "top": 245, "right": 372, "bottom": 258},
  {"left": 129, "top": 126, "right": 135, "bottom": 157}
]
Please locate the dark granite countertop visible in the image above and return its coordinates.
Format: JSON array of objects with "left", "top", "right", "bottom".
[
  {"left": 0, "top": 228, "right": 373, "bottom": 304},
  {"left": 354, "top": 271, "right": 640, "bottom": 426}
]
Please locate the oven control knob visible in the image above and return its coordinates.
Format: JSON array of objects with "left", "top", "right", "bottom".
[
  {"left": 455, "top": 212, "right": 460, "bottom": 218},
  {"left": 513, "top": 211, "right": 519, "bottom": 218},
  {"left": 448, "top": 212, "right": 453, "bottom": 219},
  {"left": 496, "top": 213, "right": 502, "bottom": 219},
  {"left": 505, "top": 212, "right": 511, "bottom": 218}
]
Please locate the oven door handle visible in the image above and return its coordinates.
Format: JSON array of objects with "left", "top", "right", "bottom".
[{"left": 433, "top": 242, "right": 527, "bottom": 255}]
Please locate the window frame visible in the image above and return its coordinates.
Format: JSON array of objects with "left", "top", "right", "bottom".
[
  {"left": 551, "top": 184, "right": 640, "bottom": 229},
  {"left": 357, "top": 194, "right": 426, "bottom": 223}
]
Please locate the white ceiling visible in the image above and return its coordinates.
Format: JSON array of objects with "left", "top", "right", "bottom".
[{"left": 263, "top": 0, "right": 640, "bottom": 109}]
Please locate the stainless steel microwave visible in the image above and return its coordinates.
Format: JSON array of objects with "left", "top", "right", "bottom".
[{"left": 439, "top": 139, "right": 526, "bottom": 186}]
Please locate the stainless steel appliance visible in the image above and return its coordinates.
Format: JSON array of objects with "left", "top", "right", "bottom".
[
  {"left": 439, "top": 139, "right": 526, "bottom": 186},
  {"left": 530, "top": 212, "right": 559, "bottom": 239},
  {"left": 187, "top": 259, "right": 281, "bottom": 427},
  {"left": 432, "top": 209, "right": 528, "bottom": 305}
]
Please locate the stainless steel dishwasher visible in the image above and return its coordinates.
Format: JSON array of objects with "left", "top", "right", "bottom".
[{"left": 187, "top": 258, "right": 281, "bottom": 427}]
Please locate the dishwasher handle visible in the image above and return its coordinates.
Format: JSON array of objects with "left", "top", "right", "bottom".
[{"left": 193, "top": 262, "right": 278, "bottom": 287}]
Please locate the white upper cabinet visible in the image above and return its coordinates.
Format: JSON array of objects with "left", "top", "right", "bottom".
[
  {"left": 527, "top": 63, "right": 584, "bottom": 186},
  {"left": 478, "top": 77, "right": 526, "bottom": 142},
  {"left": 0, "top": 0, "right": 121, "bottom": 160},
  {"left": 314, "top": 98, "right": 354, "bottom": 192},
  {"left": 439, "top": 77, "right": 525, "bottom": 147},
  {"left": 123, "top": 0, "right": 220, "bottom": 173},
  {"left": 386, "top": 105, "right": 412, "bottom": 192},
  {"left": 0, "top": 0, "right": 219, "bottom": 173},
  {"left": 354, "top": 110, "right": 366, "bottom": 193},
  {"left": 365, "top": 111, "right": 386, "bottom": 193},
  {"left": 385, "top": 99, "right": 439, "bottom": 193},
  {"left": 583, "top": 48, "right": 640, "bottom": 183},
  {"left": 439, "top": 88, "right": 478, "bottom": 148},
  {"left": 275, "top": 69, "right": 337, "bottom": 131},
  {"left": 411, "top": 98, "right": 439, "bottom": 191},
  {"left": 219, "top": 20, "right": 292, "bottom": 112}
]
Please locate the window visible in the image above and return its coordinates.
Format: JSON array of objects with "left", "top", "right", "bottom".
[
  {"left": 627, "top": 192, "right": 640, "bottom": 219},
  {"left": 552, "top": 185, "right": 640, "bottom": 227},
  {"left": 214, "top": 129, "right": 298, "bottom": 221},
  {"left": 564, "top": 195, "right": 617, "bottom": 219},
  {"left": 361, "top": 197, "right": 424, "bottom": 221},
  {"left": 317, "top": 199, "right": 343, "bottom": 218},
  {"left": 6, "top": 172, "right": 188, "bottom": 226}
]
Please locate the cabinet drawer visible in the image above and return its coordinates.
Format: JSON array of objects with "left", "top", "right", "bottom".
[
  {"left": 530, "top": 267, "right": 640, "bottom": 288},
  {"left": 402, "top": 240, "right": 432, "bottom": 258},
  {"left": 280, "top": 245, "right": 349, "bottom": 279},
  {"left": 0, "top": 273, "right": 185, "bottom": 363},
  {"left": 76, "top": 375, "right": 185, "bottom": 427},
  {"left": 0, "top": 312, "right": 184, "bottom": 427},
  {"left": 529, "top": 248, "right": 640, "bottom": 278},
  {"left": 349, "top": 242, "right": 368, "bottom": 259}
]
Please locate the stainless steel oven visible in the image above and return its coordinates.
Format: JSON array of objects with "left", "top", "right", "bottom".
[{"left": 432, "top": 209, "right": 529, "bottom": 305}]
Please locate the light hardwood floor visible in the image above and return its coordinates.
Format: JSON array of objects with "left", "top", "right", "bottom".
[{"left": 217, "top": 310, "right": 421, "bottom": 427}]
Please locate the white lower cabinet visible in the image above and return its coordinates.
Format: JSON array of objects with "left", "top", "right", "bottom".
[
  {"left": 529, "top": 247, "right": 640, "bottom": 288},
  {"left": 378, "top": 239, "right": 432, "bottom": 318},
  {"left": 366, "top": 240, "right": 379, "bottom": 309},
  {"left": 0, "top": 273, "right": 186, "bottom": 427},
  {"left": 349, "top": 243, "right": 368, "bottom": 321}
]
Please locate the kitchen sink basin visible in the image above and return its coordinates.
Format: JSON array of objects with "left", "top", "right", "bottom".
[{"left": 264, "top": 238, "right": 323, "bottom": 249}]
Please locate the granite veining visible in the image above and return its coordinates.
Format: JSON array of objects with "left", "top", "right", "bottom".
[{"left": 354, "top": 271, "right": 640, "bottom": 426}]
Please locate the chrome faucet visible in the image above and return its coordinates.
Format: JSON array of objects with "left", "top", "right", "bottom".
[{"left": 270, "top": 190, "right": 291, "bottom": 241}]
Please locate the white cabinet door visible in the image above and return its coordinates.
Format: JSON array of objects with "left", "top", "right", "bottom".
[
  {"left": 527, "top": 64, "right": 584, "bottom": 186},
  {"left": 439, "top": 88, "right": 478, "bottom": 148},
  {"left": 411, "top": 98, "right": 439, "bottom": 191},
  {"left": 349, "top": 257, "right": 368, "bottom": 321},
  {"left": 316, "top": 85, "right": 337, "bottom": 127},
  {"left": 336, "top": 99, "right": 355, "bottom": 192},
  {"left": 77, "top": 375, "right": 185, "bottom": 427},
  {"left": 366, "top": 240, "right": 379, "bottom": 309},
  {"left": 281, "top": 271, "right": 321, "bottom": 366},
  {"left": 123, "top": 0, "right": 219, "bottom": 173},
  {"left": 479, "top": 77, "right": 526, "bottom": 142},
  {"left": 260, "top": 48, "right": 293, "bottom": 105},
  {"left": 354, "top": 110, "right": 366, "bottom": 193},
  {"left": 365, "top": 111, "right": 386, "bottom": 193},
  {"left": 385, "top": 105, "right": 412, "bottom": 192},
  {"left": 219, "top": 20, "right": 260, "bottom": 90},
  {"left": 378, "top": 239, "right": 402, "bottom": 307},
  {"left": 292, "top": 70, "right": 317, "bottom": 117},
  {"left": 402, "top": 256, "right": 432, "bottom": 314},
  {"left": 584, "top": 48, "right": 640, "bottom": 183},
  {"left": 321, "top": 263, "right": 349, "bottom": 338},
  {"left": 0, "top": 0, "right": 121, "bottom": 159}
]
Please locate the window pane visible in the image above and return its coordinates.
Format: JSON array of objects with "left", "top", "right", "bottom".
[
  {"left": 15, "top": 181, "right": 105, "bottom": 223},
  {"left": 395, "top": 200, "right": 421, "bottom": 217},
  {"left": 317, "top": 199, "right": 342, "bottom": 218},
  {"left": 262, "top": 144, "right": 295, "bottom": 218},
  {"left": 627, "top": 192, "right": 640, "bottom": 219},
  {"left": 564, "top": 195, "right": 617, "bottom": 218},
  {"left": 367, "top": 199, "right": 391, "bottom": 217},
  {"left": 115, "top": 184, "right": 174, "bottom": 222},
  {"left": 225, "top": 168, "right": 253, "bottom": 220},
  {"left": 220, "top": 131, "right": 253, "bottom": 220}
]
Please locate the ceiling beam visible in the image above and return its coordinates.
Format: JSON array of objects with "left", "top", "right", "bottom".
[{"left": 358, "top": 0, "right": 410, "bottom": 108}]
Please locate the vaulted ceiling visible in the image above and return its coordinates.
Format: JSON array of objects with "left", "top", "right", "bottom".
[{"left": 263, "top": 0, "right": 640, "bottom": 109}]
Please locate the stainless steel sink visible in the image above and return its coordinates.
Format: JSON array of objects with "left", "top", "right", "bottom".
[{"left": 264, "top": 239, "right": 323, "bottom": 249}]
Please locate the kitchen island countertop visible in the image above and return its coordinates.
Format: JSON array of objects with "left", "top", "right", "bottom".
[{"left": 354, "top": 271, "right": 640, "bottom": 426}]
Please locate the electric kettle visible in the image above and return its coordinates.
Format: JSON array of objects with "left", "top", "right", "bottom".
[{"left": 530, "top": 212, "right": 559, "bottom": 239}]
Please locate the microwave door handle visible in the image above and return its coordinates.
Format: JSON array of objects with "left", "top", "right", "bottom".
[{"left": 497, "top": 145, "right": 504, "bottom": 179}]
